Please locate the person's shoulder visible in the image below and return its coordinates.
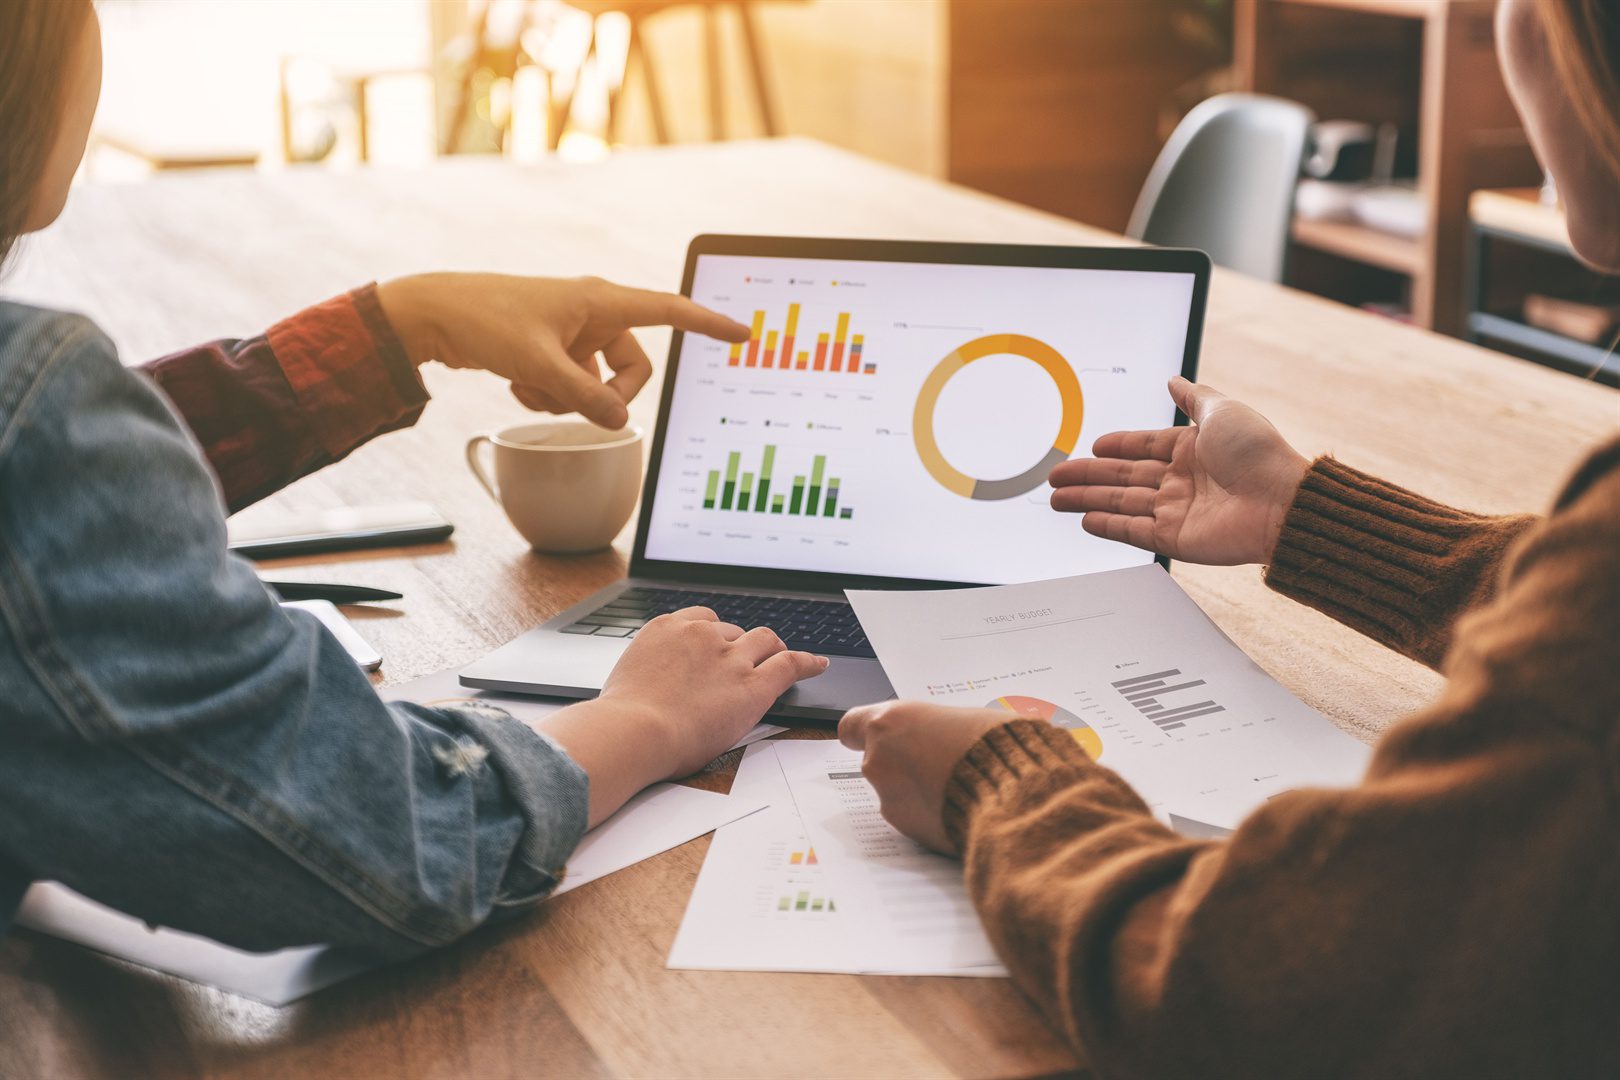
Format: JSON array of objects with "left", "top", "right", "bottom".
[
  {"left": 0, "top": 300, "right": 114, "bottom": 360},
  {"left": 0, "top": 301, "right": 129, "bottom": 434},
  {"left": 0, "top": 299, "right": 120, "bottom": 402}
]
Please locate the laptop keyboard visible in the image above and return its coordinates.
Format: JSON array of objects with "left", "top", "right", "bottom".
[{"left": 562, "top": 586, "right": 875, "bottom": 659}]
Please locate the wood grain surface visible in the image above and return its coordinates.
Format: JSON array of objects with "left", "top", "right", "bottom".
[{"left": 2, "top": 139, "right": 1614, "bottom": 1079}]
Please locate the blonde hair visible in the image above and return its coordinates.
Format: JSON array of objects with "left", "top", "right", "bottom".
[
  {"left": 1540, "top": 0, "right": 1620, "bottom": 185},
  {"left": 0, "top": 0, "right": 91, "bottom": 268}
]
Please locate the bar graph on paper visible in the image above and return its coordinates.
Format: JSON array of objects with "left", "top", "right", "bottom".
[
  {"left": 1111, "top": 668, "right": 1226, "bottom": 731},
  {"left": 778, "top": 848, "right": 836, "bottom": 914},
  {"left": 763, "top": 842, "right": 838, "bottom": 917},
  {"left": 728, "top": 303, "right": 875, "bottom": 375},
  {"left": 702, "top": 445, "right": 856, "bottom": 520}
]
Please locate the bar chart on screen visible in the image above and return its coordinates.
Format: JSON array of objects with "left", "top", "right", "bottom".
[
  {"left": 702, "top": 444, "right": 856, "bottom": 520},
  {"left": 728, "top": 303, "right": 875, "bottom": 375}
]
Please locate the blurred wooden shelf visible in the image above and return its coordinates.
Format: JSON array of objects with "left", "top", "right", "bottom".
[
  {"left": 1468, "top": 187, "right": 1570, "bottom": 251},
  {"left": 1469, "top": 312, "right": 1619, "bottom": 383},
  {"left": 1291, "top": 218, "right": 1423, "bottom": 275},
  {"left": 1465, "top": 186, "right": 1615, "bottom": 387},
  {"left": 1271, "top": 0, "right": 1447, "bottom": 18},
  {"left": 1236, "top": 0, "right": 1542, "bottom": 335}
]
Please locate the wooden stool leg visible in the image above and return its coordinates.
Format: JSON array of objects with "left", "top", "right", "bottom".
[
  {"left": 735, "top": 0, "right": 779, "bottom": 136},
  {"left": 632, "top": 18, "right": 671, "bottom": 144},
  {"left": 705, "top": 6, "right": 725, "bottom": 140},
  {"left": 550, "top": 24, "right": 596, "bottom": 151},
  {"left": 443, "top": 0, "right": 494, "bottom": 154},
  {"left": 606, "top": 19, "right": 627, "bottom": 145},
  {"left": 355, "top": 78, "right": 371, "bottom": 163}
]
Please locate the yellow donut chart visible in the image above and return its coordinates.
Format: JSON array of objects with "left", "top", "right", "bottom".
[{"left": 912, "top": 333, "right": 1084, "bottom": 500}]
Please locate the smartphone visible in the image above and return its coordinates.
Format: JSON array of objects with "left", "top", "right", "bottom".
[
  {"left": 228, "top": 502, "right": 453, "bottom": 560},
  {"left": 281, "top": 600, "right": 383, "bottom": 671}
]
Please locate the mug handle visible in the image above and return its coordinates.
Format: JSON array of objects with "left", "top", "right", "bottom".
[{"left": 465, "top": 436, "right": 500, "bottom": 502}]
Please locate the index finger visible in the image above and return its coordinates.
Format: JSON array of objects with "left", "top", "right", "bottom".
[{"left": 610, "top": 286, "right": 751, "bottom": 341}]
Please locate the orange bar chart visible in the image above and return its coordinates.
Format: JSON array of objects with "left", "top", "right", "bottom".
[
  {"left": 829, "top": 313, "right": 850, "bottom": 372},
  {"left": 730, "top": 304, "right": 876, "bottom": 376},
  {"left": 779, "top": 304, "right": 799, "bottom": 371},
  {"left": 737, "top": 310, "right": 765, "bottom": 367}
]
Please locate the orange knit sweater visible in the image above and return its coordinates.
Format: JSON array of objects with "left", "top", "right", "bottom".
[{"left": 945, "top": 437, "right": 1620, "bottom": 1079}]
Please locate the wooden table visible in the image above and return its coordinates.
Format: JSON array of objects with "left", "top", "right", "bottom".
[{"left": 3, "top": 139, "right": 1615, "bottom": 1079}]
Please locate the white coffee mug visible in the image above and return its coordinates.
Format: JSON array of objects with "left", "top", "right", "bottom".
[{"left": 465, "top": 421, "right": 643, "bottom": 554}]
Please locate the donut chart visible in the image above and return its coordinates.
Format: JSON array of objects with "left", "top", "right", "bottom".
[
  {"left": 988, "top": 694, "right": 1103, "bottom": 759},
  {"left": 913, "top": 333, "right": 1084, "bottom": 500}
]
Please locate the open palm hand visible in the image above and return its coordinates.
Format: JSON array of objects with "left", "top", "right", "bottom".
[{"left": 1048, "top": 377, "right": 1308, "bottom": 566}]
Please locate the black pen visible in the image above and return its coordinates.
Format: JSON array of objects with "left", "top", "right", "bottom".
[{"left": 265, "top": 581, "right": 403, "bottom": 604}]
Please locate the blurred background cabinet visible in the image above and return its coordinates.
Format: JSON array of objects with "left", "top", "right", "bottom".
[{"left": 1234, "top": 0, "right": 1542, "bottom": 335}]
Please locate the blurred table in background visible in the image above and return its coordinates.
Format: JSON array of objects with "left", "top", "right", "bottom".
[{"left": 2, "top": 138, "right": 1616, "bottom": 1079}]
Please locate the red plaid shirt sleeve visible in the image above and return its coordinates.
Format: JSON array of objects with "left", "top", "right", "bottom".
[{"left": 139, "top": 283, "right": 428, "bottom": 513}]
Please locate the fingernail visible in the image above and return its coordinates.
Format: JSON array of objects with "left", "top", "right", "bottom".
[{"left": 818, "top": 656, "right": 831, "bottom": 668}]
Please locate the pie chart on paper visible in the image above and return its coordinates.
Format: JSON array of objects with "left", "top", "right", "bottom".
[{"left": 988, "top": 694, "right": 1103, "bottom": 759}]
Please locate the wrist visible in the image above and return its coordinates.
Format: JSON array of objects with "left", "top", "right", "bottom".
[
  {"left": 564, "top": 693, "right": 678, "bottom": 782},
  {"left": 1261, "top": 452, "right": 1311, "bottom": 564},
  {"left": 538, "top": 695, "right": 676, "bottom": 828},
  {"left": 374, "top": 274, "right": 446, "bottom": 368}
]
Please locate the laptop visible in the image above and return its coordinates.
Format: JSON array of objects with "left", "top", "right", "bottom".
[{"left": 460, "top": 235, "right": 1210, "bottom": 722}]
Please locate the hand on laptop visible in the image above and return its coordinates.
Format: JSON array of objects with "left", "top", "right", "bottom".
[
  {"left": 539, "top": 607, "right": 829, "bottom": 828},
  {"left": 376, "top": 273, "right": 750, "bottom": 429},
  {"left": 838, "top": 701, "right": 1011, "bottom": 854},
  {"left": 1048, "top": 376, "right": 1309, "bottom": 566}
]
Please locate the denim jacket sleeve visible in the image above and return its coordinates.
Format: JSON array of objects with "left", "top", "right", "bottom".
[{"left": 0, "top": 304, "right": 588, "bottom": 958}]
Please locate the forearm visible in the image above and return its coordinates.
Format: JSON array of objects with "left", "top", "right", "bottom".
[
  {"left": 139, "top": 284, "right": 427, "bottom": 512},
  {"left": 534, "top": 698, "right": 674, "bottom": 829},
  {"left": 1264, "top": 456, "right": 1539, "bottom": 668}
]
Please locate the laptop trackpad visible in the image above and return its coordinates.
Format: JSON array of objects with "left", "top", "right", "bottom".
[{"left": 771, "top": 656, "right": 895, "bottom": 720}]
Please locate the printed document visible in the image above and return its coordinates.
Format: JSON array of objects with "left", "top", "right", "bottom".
[
  {"left": 668, "top": 741, "right": 1004, "bottom": 977},
  {"left": 847, "top": 564, "right": 1372, "bottom": 830}
]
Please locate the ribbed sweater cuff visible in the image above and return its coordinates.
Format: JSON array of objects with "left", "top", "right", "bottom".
[
  {"left": 943, "top": 720, "right": 1093, "bottom": 852},
  {"left": 1264, "top": 457, "right": 1497, "bottom": 649}
]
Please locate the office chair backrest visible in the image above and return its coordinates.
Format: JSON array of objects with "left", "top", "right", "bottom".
[{"left": 1126, "top": 93, "right": 1315, "bottom": 283}]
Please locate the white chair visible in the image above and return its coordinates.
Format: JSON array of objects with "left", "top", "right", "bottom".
[{"left": 1127, "top": 93, "right": 1315, "bottom": 283}]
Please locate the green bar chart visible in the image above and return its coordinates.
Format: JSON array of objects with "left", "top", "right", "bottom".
[
  {"left": 703, "top": 445, "right": 854, "bottom": 521},
  {"left": 715, "top": 451, "right": 741, "bottom": 510}
]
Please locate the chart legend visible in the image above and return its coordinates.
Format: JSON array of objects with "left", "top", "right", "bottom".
[
  {"left": 1111, "top": 669, "right": 1225, "bottom": 731},
  {"left": 703, "top": 446, "right": 856, "bottom": 520},
  {"left": 728, "top": 304, "right": 875, "bottom": 374}
]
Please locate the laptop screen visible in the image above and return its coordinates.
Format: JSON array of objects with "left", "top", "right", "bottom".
[{"left": 640, "top": 251, "right": 1200, "bottom": 586}]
